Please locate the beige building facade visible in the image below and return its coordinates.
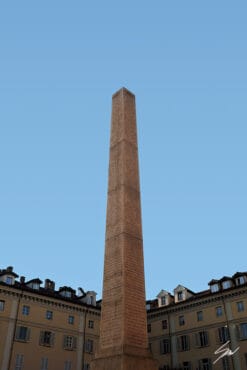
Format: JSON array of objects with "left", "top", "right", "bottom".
[
  {"left": 0, "top": 266, "right": 100, "bottom": 370},
  {"left": 147, "top": 272, "right": 247, "bottom": 370},
  {"left": 1, "top": 266, "right": 247, "bottom": 370}
]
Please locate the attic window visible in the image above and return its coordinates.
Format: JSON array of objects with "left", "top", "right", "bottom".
[
  {"left": 60, "top": 290, "right": 72, "bottom": 298},
  {"left": 161, "top": 296, "right": 166, "bottom": 305},
  {"left": 222, "top": 281, "right": 231, "bottom": 290},
  {"left": 6, "top": 276, "right": 14, "bottom": 285},
  {"left": 236, "top": 276, "right": 245, "bottom": 286},
  {"left": 31, "top": 283, "right": 40, "bottom": 290},
  {"left": 177, "top": 291, "right": 183, "bottom": 301},
  {"left": 210, "top": 284, "right": 219, "bottom": 293}
]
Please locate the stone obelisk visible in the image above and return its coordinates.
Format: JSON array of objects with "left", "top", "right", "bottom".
[{"left": 92, "top": 88, "right": 157, "bottom": 370}]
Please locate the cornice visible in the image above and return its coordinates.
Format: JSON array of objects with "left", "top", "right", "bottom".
[
  {"left": 148, "top": 286, "right": 247, "bottom": 319},
  {"left": 0, "top": 286, "right": 100, "bottom": 316}
]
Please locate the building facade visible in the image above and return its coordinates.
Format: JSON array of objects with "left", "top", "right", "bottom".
[
  {"left": 0, "top": 266, "right": 100, "bottom": 370},
  {"left": 1, "top": 266, "right": 247, "bottom": 370},
  {"left": 147, "top": 272, "right": 247, "bottom": 370}
]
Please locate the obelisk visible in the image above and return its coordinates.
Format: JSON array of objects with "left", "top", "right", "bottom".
[{"left": 91, "top": 88, "right": 157, "bottom": 370}]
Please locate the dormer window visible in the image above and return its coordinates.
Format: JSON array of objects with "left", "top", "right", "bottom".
[
  {"left": 156, "top": 290, "right": 172, "bottom": 307},
  {"left": 0, "top": 267, "right": 18, "bottom": 285},
  {"left": 30, "top": 283, "right": 40, "bottom": 290},
  {"left": 174, "top": 285, "right": 194, "bottom": 303},
  {"left": 6, "top": 276, "right": 13, "bottom": 285},
  {"left": 210, "top": 284, "right": 219, "bottom": 293},
  {"left": 222, "top": 280, "right": 232, "bottom": 290},
  {"left": 177, "top": 291, "right": 183, "bottom": 301},
  {"left": 161, "top": 296, "right": 166, "bottom": 305},
  {"left": 60, "top": 290, "right": 72, "bottom": 298},
  {"left": 26, "top": 279, "right": 42, "bottom": 290},
  {"left": 236, "top": 276, "right": 245, "bottom": 286}
]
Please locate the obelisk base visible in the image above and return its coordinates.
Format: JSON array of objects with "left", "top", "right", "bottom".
[{"left": 91, "top": 352, "right": 158, "bottom": 370}]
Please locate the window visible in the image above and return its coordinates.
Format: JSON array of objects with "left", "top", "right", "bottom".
[
  {"left": 88, "top": 320, "right": 94, "bottom": 329},
  {"left": 236, "top": 276, "right": 245, "bottom": 286},
  {"left": 222, "top": 280, "right": 231, "bottom": 289},
  {"left": 22, "top": 305, "right": 30, "bottom": 315},
  {"left": 177, "top": 335, "right": 190, "bottom": 351},
  {"left": 162, "top": 320, "right": 168, "bottom": 330},
  {"left": 160, "top": 339, "right": 170, "bottom": 354},
  {"left": 245, "top": 353, "right": 247, "bottom": 367},
  {"left": 6, "top": 276, "right": 13, "bottom": 285},
  {"left": 218, "top": 327, "right": 229, "bottom": 343},
  {"left": 15, "top": 354, "right": 24, "bottom": 370},
  {"left": 183, "top": 362, "right": 191, "bottom": 370},
  {"left": 161, "top": 296, "right": 166, "bottom": 305},
  {"left": 46, "top": 310, "right": 53, "bottom": 320},
  {"left": 195, "top": 331, "right": 209, "bottom": 347},
  {"left": 197, "top": 311, "right": 203, "bottom": 321},
  {"left": 238, "top": 323, "right": 247, "bottom": 340},
  {"left": 68, "top": 315, "right": 74, "bottom": 324},
  {"left": 0, "top": 300, "right": 5, "bottom": 311},
  {"left": 85, "top": 339, "right": 94, "bottom": 353},
  {"left": 210, "top": 284, "right": 219, "bottom": 293},
  {"left": 40, "top": 331, "right": 54, "bottom": 346},
  {"left": 64, "top": 361, "right": 72, "bottom": 370},
  {"left": 89, "top": 295, "right": 94, "bottom": 305},
  {"left": 198, "top": 358, "right": 212, "bottom": 370},
  {"left": 237, "top": 301, "right": 244, "bottom": 312},
  {"left": 61, "top": 290, "right": 72, "bottom": 298},
  {"left": 41, "top": 357, "right": 48, "bottom": 370},
  {"left": 216, "top": 306, "right": 223, "bottom": 317},
  {"left": 83, "top": 364, "right": 90, "bottom": 370},
  {"left": 177, "top": 291, "right": 183, "bottom": 301},
  {"left": 222, "top": 357, "right": 230, "bottom": 370},
  {"left": 147, "top": 323, "right": 151, "bottom": 333},
  {"left": 15, "top": 326, "right": 30, "bottom": 342},
  {"left": 179, "top": 315, "right": 185, "bottom": 326},
  {"left": 30, "top": 282, "right": 40, "bottom": 290},
  {"left": 63, "top": 335, "right": 77, "bottom": 350},
  {"left": 159, "top": 366, "right": 169, "bottom": 370}
]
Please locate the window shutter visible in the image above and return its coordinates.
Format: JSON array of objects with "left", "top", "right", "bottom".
[
  {"left": 40, "top": 331, "right": 44, "bottom": 345},
  {"left": 51, "top": 332, "right": 55, "bottom": 346},
  {"left": 208, "top": 358, "right": 212, "bottom": 370},
  {"left": 198, "top": 359, "right": 202, "bottom": 370},
  {"left": 194, "top": 333, "right": 199, "bottom": 347},
  {"left": 187, "top": 335, "right": 190, "bottom": 350},
  {"left": 235, "top": 325, "right": 240, "bottom": 340},
  {"left": 215, "top": 328, "right": 220, "bottom": 344},
  {"left": 73, "top": 336, "right": 77, "bottom": 349},
  {"left": 160, "top": 340, "right": 163, "bottom": 354},
  {"left": 15, "top": 326, "right": 21, "bottom": 340},
  {"left": 27, "top": 328, "right": 31, "bottom": 341},
  {"left": 206, "top": 331, "right": 209, "bottom": 345},
  {"left": 177, "top": 336, "right": 181, "bottom": 351}
]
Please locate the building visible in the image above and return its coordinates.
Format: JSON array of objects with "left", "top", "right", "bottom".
[
  {"left": 0, "top": 266, "right": 100, "bottom": 370},
  {"left": 147, "top": 272, "right": 247, "bottom": 370},
  {"left": 1, "top": 266, "right": 247, "bottom": 370}
]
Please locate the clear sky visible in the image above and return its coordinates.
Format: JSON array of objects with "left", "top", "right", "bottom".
[{"left": 0, "top": 1, "right": 246, "bottom": 300}]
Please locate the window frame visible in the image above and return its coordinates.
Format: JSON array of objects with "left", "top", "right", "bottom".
[
  {"left": 237, "top": 301, "right": 244, "bottom": 312},
  {"left": 179, "top": 315, "right": 185, "bottom": 326},
  {"left": 46, "top": 310, "right": 53, "bottom": 320},
  {"left": 216, "top": 306, "right": 223, "bottom": 317},
  {"left": 15, "top": 326, "right": 30, "bottom": 342},
  {"left": 0, "top": 300, "right": 5, "bottom": 311}
]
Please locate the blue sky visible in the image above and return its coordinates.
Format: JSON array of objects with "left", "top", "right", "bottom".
[{"left": 0, "top": 1, "right": 246, "bottom": 300}]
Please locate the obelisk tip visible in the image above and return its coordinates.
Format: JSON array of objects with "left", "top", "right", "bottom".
[{"left": 112, "top": 87, "right": 135, "bottom": 99}]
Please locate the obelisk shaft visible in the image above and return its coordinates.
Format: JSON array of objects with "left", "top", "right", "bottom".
[{"left": 92, "top": 88, "right": 157, "bottom": 370}]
